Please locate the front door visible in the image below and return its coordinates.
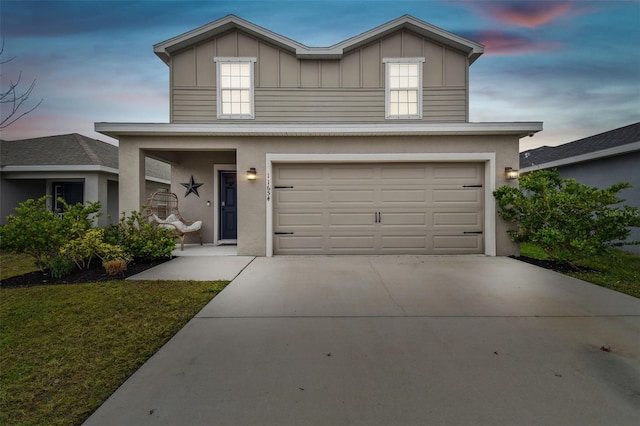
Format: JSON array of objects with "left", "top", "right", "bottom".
[
  {"left": 52, "top": 182, "right": 84, "bottom": 214},
  {"left": 219, "top": 171, "right": 237, "bottom": 240}
]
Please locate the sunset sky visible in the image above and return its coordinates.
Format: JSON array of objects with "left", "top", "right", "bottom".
[{"left": 1, "top": 0, "right": 639, "bottom": 151}]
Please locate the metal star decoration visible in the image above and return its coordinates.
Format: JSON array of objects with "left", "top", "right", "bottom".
[{"left": 180, "top": 175, "right": 203, "bottom": 197}]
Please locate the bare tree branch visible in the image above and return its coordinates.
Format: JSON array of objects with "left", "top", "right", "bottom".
[{"left": 1, "top": 38, "right": 43, "bottom": 129}]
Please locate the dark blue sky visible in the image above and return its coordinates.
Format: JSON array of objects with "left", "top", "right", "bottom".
[{"left": 1, "top": 0, "right": 639, "bottom": 150}]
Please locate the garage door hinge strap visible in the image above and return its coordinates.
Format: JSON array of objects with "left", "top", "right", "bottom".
[
  {"left": 463, "top": 231, "right": 483, "bottom": 234},
  {"left": 274, "top": 186, "right": 294, "bottom": 189},
  {"left": 463, "top": 184, "right": 483, "bottom": 188},
  {"left": 275, "top": 232, "right": 294, "bottom": 235}
]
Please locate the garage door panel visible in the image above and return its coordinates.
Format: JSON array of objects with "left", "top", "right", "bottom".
[
  {"left": 330, "top": 236, "right": 375, "bottom": 249},
  {"left": 329, "top": 189, "right": 375, "bottom": 204},
  {"left": 433, "top": 212, "right": 482, "bottom": 227},
  {"left": 381, "top": 166, "right": 426, "bottom": 179},
  {"left": 329, "top": 212, "right": 376, "bottom": 226},
  {"left": 433, "top": 164, "right": 481, "bottom": 180},
  {"left": 276, "top": 189, "right": 323, "bottom": 205},
  {"left": 379, "top": 212, "right": 426, "bottom": 226},
  {"left": 381, "top": 235, "right": 427, "bottom": 249},
  {"left": 433, "top": 235, "right": 482, "bottom": 251},
  {"left": 329, "top": 167, "right": 375, "bottom": 180},
  {"left": 432, "top": 188, "right": 481, "bottom": 204},
  {"left": 381, "top": 189, "right": 426, "bottom": 203},
  {"left": 276, "top": 212, "right": 324, "bottom": 227},
  {"left": 273, "top": 162, "right": 484, "bottom": 255},
  {"left": 277, "top": 167, "right": 323, "bottom": 181},
  {"left": 276, "top": 235, "right": 324, "bottom": 251}
]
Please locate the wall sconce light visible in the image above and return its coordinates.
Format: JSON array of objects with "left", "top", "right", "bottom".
[
  {"left": 505, "top": 167, "right": 519, "bottom": 180},
  {"left": 247, "top": 167, "right": 257, "bottom": 181}
]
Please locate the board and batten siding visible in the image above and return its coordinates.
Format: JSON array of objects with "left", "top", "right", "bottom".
[{"left": 170, "top": 29, "right": 469, "bottom": 123}]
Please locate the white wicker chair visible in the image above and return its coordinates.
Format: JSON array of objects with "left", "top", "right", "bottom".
[{"left": 144, "top": 191, "right": 203, "bottom": 251}]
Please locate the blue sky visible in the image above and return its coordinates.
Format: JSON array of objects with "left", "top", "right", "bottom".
[{"left": 1, "top": 0, "right": 639, "bottom": 151}]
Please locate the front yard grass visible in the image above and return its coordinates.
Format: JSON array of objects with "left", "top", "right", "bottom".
[
  {"left": 0, "top": 252, "right": 39, "bottom": 280},
  {"left": 0, "top": 278, "right": 229, "bottom": 426},
  {"left": 520, "top": 243, "right": 640, "bottom": 298}
]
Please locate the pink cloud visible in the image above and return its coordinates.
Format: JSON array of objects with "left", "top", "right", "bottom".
[
  {"left": 459, "top": 1, "right": 581, "bottom": 28},
  {"left": 462, "top": 30, "right": 562, "bottom": 55}
]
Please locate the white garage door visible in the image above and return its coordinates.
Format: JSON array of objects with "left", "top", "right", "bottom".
[{"left": 273, "top": 163, "right": 484, "bottom": 255}]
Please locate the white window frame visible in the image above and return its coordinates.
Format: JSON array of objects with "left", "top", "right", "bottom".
[
  {"left": 383, "top": 57, "right": 425, "bottom": 120},
  {"left": 214, "top": 57, "right": 257, "bottom": 119}
]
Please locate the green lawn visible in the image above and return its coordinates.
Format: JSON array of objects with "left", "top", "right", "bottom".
[
  {"left": 0, "top": 252, "right": 39, "bottom": 280},
  {"left": 0, "top": 268, "right": 228, "bottom": 426},
  {"left": 520, "top": 243, "right": 640, "bottom": 298}
]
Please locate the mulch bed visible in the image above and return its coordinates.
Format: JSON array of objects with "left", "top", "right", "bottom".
[
  {"left": 511, "top": 255, "right": 594, "bottom": 274},
  {"left": 0, "top": 257, "right": 172, "bottom": 288}
]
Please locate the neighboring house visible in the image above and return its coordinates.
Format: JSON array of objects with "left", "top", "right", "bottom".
[
  {"left": 96, "top": 14, "right": 542, "bottom": 256},
  {"left": 1, "top": 133, "right": 171, "bottom": 227},
  {"left": 521, "top": 122, "right": 640, "bottom": 254}
]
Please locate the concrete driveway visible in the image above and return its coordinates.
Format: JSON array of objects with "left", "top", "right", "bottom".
[{"left": 84, "top": 256, "right": 640, "bottom": 425}]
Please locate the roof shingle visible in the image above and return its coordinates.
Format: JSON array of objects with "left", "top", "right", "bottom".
[
  {"left": 520, "top": 122, "right": 640, "bottom": 169},
  {"left": 0, "top": 134, "right": 170, "bottom": 181}
]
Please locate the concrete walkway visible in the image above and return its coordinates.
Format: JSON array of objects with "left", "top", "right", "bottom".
[
  {"left": 85, "top": 256, "right": 640, "bottom": 425},
  {"left": 129, "top": 244, "right": 254, "bottom": 282}
]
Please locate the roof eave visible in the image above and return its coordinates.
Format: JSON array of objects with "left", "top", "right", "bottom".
[
  {"left": 154, "top": 14, "right": 484, "bottom": 63},
  {"left": 95, "top": 122, "right": 542, "bottom": 139},
  {"left": 154, "top": 14, "right": 305, "bottom": 64}
]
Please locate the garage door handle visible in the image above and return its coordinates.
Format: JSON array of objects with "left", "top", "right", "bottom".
[
  {"left": 374, "top": 212, "right": 381, "bottom": 223},
  {"left": 463, "top": 184, "right": 483, "bottom": 188},
  {"left": 464, "top": 231, "right": 483, "bottom": 234},
  {"left": 274, "top": 186, "right": 294, "bottom": 189},
  {"left": 275, "top": 232, "right": 294, "bottom": 235}
]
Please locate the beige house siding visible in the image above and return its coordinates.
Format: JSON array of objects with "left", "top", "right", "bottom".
[{"left": 170, "top": 29, "right": 468, "bottom": 123}]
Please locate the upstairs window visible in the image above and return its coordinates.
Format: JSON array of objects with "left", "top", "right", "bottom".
[
  {"left": 215, "top": 57, "right": 256, "bottom": 119},
  {"left": 383, "top": 58, "right": 424, "bottom": 119}
]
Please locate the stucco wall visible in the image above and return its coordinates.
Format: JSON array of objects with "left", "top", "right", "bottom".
[
  {"left": 170, "top": 151, "right": 237, "bottom": 244},
  {"left": 0, "top": 178, "right": 45, "bottom": 224},
  {"left": 118, "top": 134, "right": 520, "bottom": 257}
]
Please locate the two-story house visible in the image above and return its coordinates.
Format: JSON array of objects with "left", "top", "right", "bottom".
[{"left": 96, "top": 14, "right": 542, "bottom": 256}]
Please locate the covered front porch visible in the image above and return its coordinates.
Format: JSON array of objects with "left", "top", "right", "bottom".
[{"left": 117, "top": 138, "right": 243, "bottom": 248}]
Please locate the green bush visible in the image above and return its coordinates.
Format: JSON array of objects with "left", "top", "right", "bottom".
[
  {"left": 46, "top": 255, "right": 76, "bottom": 279},
  {"left": 0, "top": 196, "right": 102, "bottom": 271},
  {"left": 104, "top": 210, "right": 175, "bottom": 260},
  {"left": 60, "top": 228, "right": 131, "bottom": 270},
  {"left": 494, "top": 169, "right": 640, "bottom": 264}
]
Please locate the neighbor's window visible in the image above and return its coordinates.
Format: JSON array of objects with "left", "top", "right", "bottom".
[
  {"left": 214, "top": 57, "right": 256, "bottom": 119},
  {"left": 383, "top": 58, "right": 424, "bottom": 119}
]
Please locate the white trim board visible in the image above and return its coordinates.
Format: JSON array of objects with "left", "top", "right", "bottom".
[
  {"left": 265, "top": 153, "right": 496, "bottom": 257},
  {"left": 95, "top": 122, "right": 543, "bottom": 138},
  {"left": 0, "top": 165, "right": 119, "bottom": 174}
]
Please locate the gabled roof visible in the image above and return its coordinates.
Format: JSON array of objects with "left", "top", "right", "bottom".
[
  {"left": 154, "top": 14, "right": 484, "bottom": 64},
  {"left": 1, "top": 133, "right": 119, "bottom": 169},
  {"left": 0, "top": 133, "right": 171, "bottom": 181},
  {"left": 520, "top": 122, "right": 640, "bottom": 170}
]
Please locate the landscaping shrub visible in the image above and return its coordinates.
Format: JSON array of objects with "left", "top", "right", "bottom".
[
  {"left": 104, "top": 259, "right": 128, "bottom": 276},
  {"left": 494, "top": 169, "right": 640, "bottom": 264},
  {"left": 104, "top": 210, "right": 175, "bottom": 260},
  {"left": 46, "top": 255, "right": 76, "bottom": 279},
  {"left": 0, "top": 197, "right": 101, "bottom": 271},
  {"left": 60, "top": 228, "right": 131, "bottom": 271}
]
